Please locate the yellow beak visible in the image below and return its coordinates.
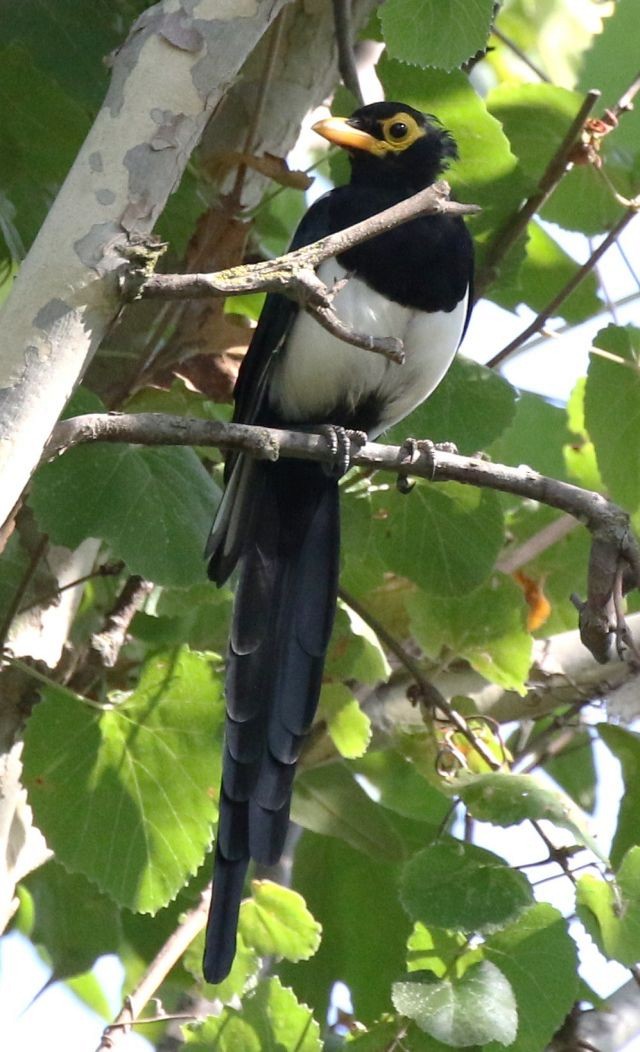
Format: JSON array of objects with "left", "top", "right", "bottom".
[{"left": 312, "top": 116, "right": 386, "bottom": 156}]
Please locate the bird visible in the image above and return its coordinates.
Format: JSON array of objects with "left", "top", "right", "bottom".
[{"left": 202, "top": 100, "right": 474, "bottom": 983}]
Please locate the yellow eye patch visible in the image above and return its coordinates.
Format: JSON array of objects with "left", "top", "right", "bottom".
[{"left": 378, "top": 112, "right": 425, "bottom": 152}]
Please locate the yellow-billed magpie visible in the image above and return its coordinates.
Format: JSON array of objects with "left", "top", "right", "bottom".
[{"left": 203, "top": 101, "right": 474, "bottom": 983}]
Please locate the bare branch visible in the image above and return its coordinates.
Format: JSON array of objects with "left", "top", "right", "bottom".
[
  {"left": 488, "top": 206, "right": 638, "bottom": 368},
  {"left": 91, "top": 575, "right": 154, "bottom": 668},
  {"left": 96, "top": 887, "right": 210, "bottom": 1052},
  {"left": 491, "top": 26, "right": 551, "bottom": 82},
  {"left": 340, "top": 586, "right": 501, "bottom": 770},
  {"left": 124, "top": 184, "right": 477, "bottom": 362},
  {"left": 44, "top": 412, "right": 640, "bottom": 664},
  {"left": 124, "top": 184, "right": 479, "bottom": 360},
  {"left": 496, "top": 515, "right": 578, "bottom": 574},
  {"left": 332, "top": 0, "right": 364, "bottom": 105},
  {"left": 476, "top": 90, "right": 601, "bottom": 295}
]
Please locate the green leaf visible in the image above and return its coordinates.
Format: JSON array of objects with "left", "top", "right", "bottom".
[
  {"left": 183, "top": 977, "right": 321, "bottom": 1051},
  {"left": 377, "top": 58, "right": 524, "bottom": 264},
  {"left": 321, "top": 683, "right": 372, "bottom": 760},
  {"left": 488, "top": 83, "right": 584, "bottom": 190},
  {"left": 379, "top": 0, "right": 495, "bottom": 72},
  {"left": 254, "top": 185, "right": 307, "bottom": 257},
  {"left": 344, "top": 1018, "right": 427, "bottom": 1050},
  {"left": 563, "top": 441, "right": 605, "bottom": 494},
  {"left": 133, "top": 579, "right": 234, "bottom": 654},
  {"left": 65, "top": 971, "right": 112, "bottom": 1021},
  {"left": 372, "top": 482, "right": 504, "bottom": 597},
  {"left": 541, "top": 163, "right": 631, "bottom": 236},
  {"left": 598, "top": 723, "right": 640, "bottom": 868},
  {"left": 584, "top": 324, "right": 640, "bottom": 511},
  {"left": 25, "top": 860, "right": 121, "bottom": 979},
  {"left": 280, "top": 830, "right": 410, "bottom": 1025},
  {"left": 458, "top": 772, "right": 607, "bottom": 861},
  {"left": 409, "top": 576, "right": 532, "bottom": 694},
  {"left": 30, "top": 442, "right": 220, "bottom": 586},
  {"left": 487, "top": 81, "right": 629, "bottom": 235},
  {"left": 0, "top": 520, "right": 57, "bottom": 630},
  {"left": 2, "top": 0, "right": 146, "bottom": 112},
  {"left": 326, "top": 602, "right": 391, "bottom": 684},
  {"left": 577, "top": 848, "right": 640, "bottom": 967},
  {"left": 491, "top": 391, "right": 573, "bottom": 482},
  {"left": 340, "top": 487, "right": 388, "bottom": 595},
  {"left": 239, "top": 880, "right": 321, "bottom": 963},
  {"left": 407, "top": 923, "right": 479, "bottom": 977},
  {"left": 292, "top": 764, "right": 405, "bottom": 862},
  {"left": 544, "top": 730, "right": 597, "bottom": 814},
  {"left": 0, "top": 44, "right": 89, "bottom": 259},
  {"left": 490, "top": 220, "right": 600, "bottom": 325},
  {"left": 484, "top": 903, "right": 578, "bottom": 1052},
  {"left": 400, "top": 841, "right": 533, "bottom": 933},
  {"left": 577, "top": 0, "right": 640, "bottom": 158},
  {"left": 387, "top": 357, "right": 517, "bottom": 453},
  {"left": 185, "top": 928, "right": 260, "bottom": 1001},
  {"left": 23, "top": 647, "right": 223, "bottom": 912},
  {"left": 392, "top": 960, "right": 517, "bottom": 1046},
  {"left": 352, "top": 750, "right": 450, "bottom": 825}
]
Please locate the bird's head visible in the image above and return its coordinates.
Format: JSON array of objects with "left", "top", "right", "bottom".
[{"left": 313, "top": 101, "right": 457, "bottom": 194}]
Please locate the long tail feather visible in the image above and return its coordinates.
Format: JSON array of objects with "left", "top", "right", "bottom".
[{"left": 203, "top": 458, "right": 340, "bottom": 983}]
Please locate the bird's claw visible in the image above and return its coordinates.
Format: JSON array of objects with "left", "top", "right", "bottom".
[
  {"left": 396, "top": 438, "right": 458, "bottom": 492},
  {"left": 319, "top": 426, "right": 367, "bottom": 478},
  {"left": 396, "top": 437, "right": 420, "bottom": 493}
]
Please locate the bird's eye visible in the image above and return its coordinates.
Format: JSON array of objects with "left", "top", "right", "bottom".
[
  {"left": 389, "top": 121, "right": 408, "bottom": 140},
  {"left": 380, "top": 113, "right": 422, "bottom": 150}
]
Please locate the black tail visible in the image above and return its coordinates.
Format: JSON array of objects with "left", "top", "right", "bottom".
[{"left": 203, "top": 458, "right": 340, "bottom": 983}]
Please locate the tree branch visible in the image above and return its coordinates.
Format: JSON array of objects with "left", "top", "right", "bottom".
[
  {"left": 488, "top": 205, "right": 638, "bottom": 368},
  {"left": 90, "top": 575, "right": 154, "bottom": 668},
  {"left": 332, "top": 0, "right": 364, "bottom": 105},
  {"left": 476, "top": 89, "right": 601, "bottom": 296},
  {"left": 44, "top": 413, "right": 640, "bottom": 664},
  {"left": 339, "top": 586, "right": 501, "bottom": 770},
  {"left": 96, "top": 887, "right": 210, "bottom": 1051},
  {"left": 124, "top": 183, "right": 479, "bottom": 364}
]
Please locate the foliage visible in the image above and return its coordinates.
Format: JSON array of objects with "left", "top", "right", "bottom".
[{"left": 2, "top": 0, "right": 640, "bottom": 1050}]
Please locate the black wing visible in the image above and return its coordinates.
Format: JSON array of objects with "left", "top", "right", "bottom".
[{"left": 231, "top": 191, "right": 335, "bottom": 431}]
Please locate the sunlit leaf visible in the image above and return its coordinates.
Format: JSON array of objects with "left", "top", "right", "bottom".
[
  {"left": 400, "top": 841, "right": 533, "bottom": 933},
  {"left": 392, "top": 961, "right": 517, "bottom": 1046},
  {"left": 23, "top": 648, "right": 223, "bottom": 913}
]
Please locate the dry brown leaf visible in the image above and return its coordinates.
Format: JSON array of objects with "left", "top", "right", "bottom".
[{"left": 205, "top": 150, "right": 312, "bottom": 190}]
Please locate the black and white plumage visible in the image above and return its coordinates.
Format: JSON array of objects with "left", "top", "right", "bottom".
[{"left": 203, "top": 102, "right": 474, "bottom": 983}]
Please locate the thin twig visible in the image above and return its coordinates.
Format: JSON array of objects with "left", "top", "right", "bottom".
[
  {"left": 496, "top": 515, "right": 578, "bottom": 574},
  {"left": 611, "top": 70, "right": 640, "bottom": 120},
  {"left": 91, "top": 575, "right": 154, "bottom": 668},
  {"left": 229, "top": 11, "right": 287, "bottom": 204},
  {"left": 96, "top": 887, "right": 211, "bottom": 1052},
  {"left": 514, "top": 288, "right": 640, "bottom": 357},
  {"left": 332, "top": 0, "right": 364, "bottom": 105},
  {"left": 530, "top": 819, "right": 578, "bottom": 885},
  {"left": 491, "top": 26, "right": 550, "bottom": 82},
  {"left": 339, "top": 586, "right": 501, "bottom": 771},
  {"left": 0, "top": 533, "right": 49, "bottom": 650},
  {"left": 476, "top": 90, "right": 601, "bottom": 296},
  {"left": 19, "top": 561, "right": 125, "bottom": 615},
  {"left": 488, "top": 207, "right": 638, "bottom": 368}
]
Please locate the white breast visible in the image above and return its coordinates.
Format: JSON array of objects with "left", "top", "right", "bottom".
[{"left": 269, "top": 259, "right": 468, "bottom": 438}]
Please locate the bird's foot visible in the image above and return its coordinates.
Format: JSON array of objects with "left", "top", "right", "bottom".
[
  {"left": 318, "top": 426, "right": 368, "bottom": 478},
  {"left": 396, "top": 438, "right": 459, "bottom": 492},
  {"left": 396, "top": 437, "right": 420, "bottom": 493}
]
